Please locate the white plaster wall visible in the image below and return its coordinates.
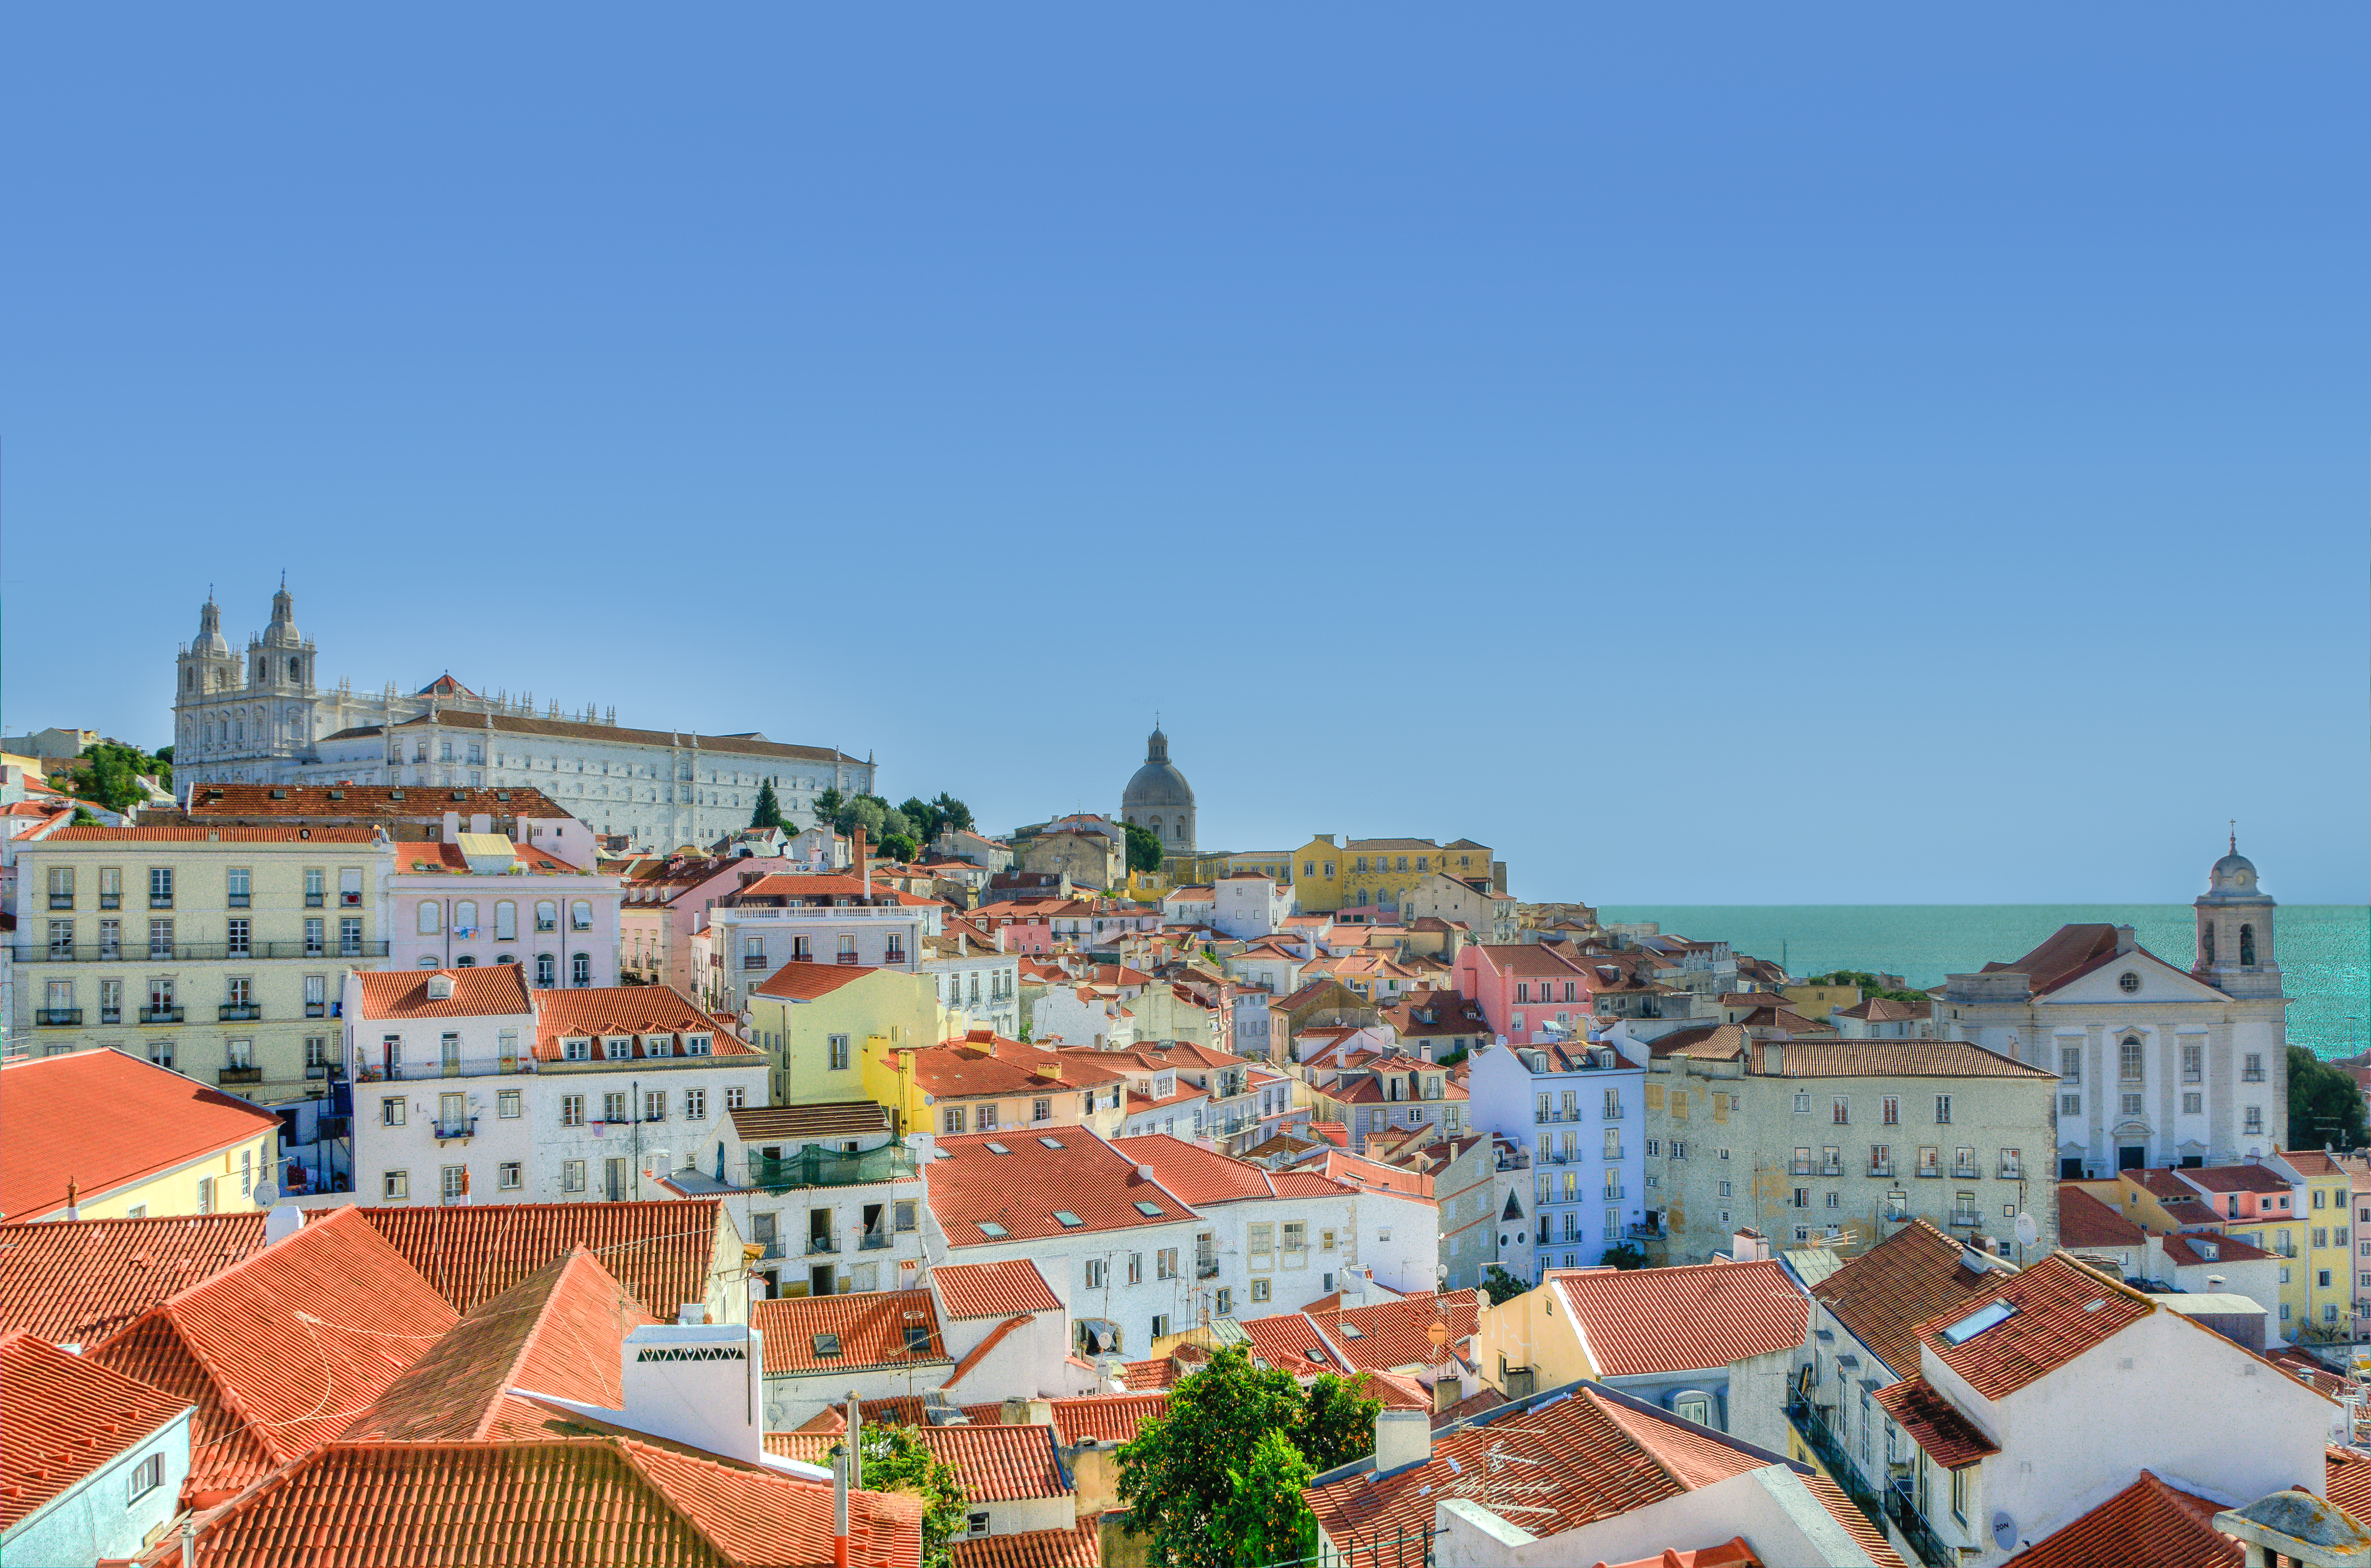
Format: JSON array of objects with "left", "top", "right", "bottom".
[{"left": 2, "top": 1413, "right": 190, "bottom": 1568}]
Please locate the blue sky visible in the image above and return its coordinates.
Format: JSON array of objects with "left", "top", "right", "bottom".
[{"left": 5, "top": 7, "right": 2364, "bottom": 904}]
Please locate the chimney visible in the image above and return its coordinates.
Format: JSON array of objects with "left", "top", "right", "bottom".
[
  {"left": 677, "top": 1303, "right": 708, "bottom": 1325},
  {"left": 856, "top": 827, "right": 869, "bottom": 898},
  {"left": 65, "top": 1177, "right": 79, "bottom": 1222},
  {"left": 1731, "top": 1228, "right": 1769, "bottom": 1263},
  {"left": 1374, "top": 1408, "right": 1431, "bottom": 1473},
  {"left": 619, "top": 1323, "right": 764, "bottom": 1462},
  {"left": 832, "top": 1450, "right": 851, "bottom": 1568},
  {"left": 2114, "top": 925, "right": 2137, "bottom": 955},
  {"left": 264, "top": 1204, "right": 304, "bottom": 1246},
  {"left": 846, "top": 1391, "right": 863, "bottom": 1489},
  {"left": 442, "top": 810, "right": 461, "bottom": 841},
  {"left": 471, "top": 812, "right": 492, "bottom": 835}
]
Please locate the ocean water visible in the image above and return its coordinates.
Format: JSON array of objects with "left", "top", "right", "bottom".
[{"left": 1597, "top": 904, "right": 2371, "bottom": 1058}]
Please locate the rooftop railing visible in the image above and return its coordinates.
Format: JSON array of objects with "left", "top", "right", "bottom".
[{"left": 744, "top": 1145, "right": 918, "bottom": 1192}]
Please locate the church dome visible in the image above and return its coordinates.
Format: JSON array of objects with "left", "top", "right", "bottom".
[
  {"left": 2206, "top": 834, "right": 2260, "bottom": 897},
  {"left": 1123, "top": 727, "right": 1194, "bottom": 810}
]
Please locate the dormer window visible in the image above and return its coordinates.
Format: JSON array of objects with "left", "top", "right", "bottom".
[
  {"left": 684, "top": 1035, "right": 712, "bottom": 1056},
  {"left": 564, "top": 1037, "right": 591, "bottom": 1061},
  {"left": 604, "top": 1036, "right": 632, "bottom": 1060}
]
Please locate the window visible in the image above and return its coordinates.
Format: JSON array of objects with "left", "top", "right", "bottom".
[
  {"left": 495, "top": 1161, "right": 523, "bottom": 1191},
  {"left": 535, "top": 954, "right": 556, "bottom": 988},
  {"left": 2246, "top": 1106, "right": 2264, "bottom": 1134},
  {"left": 340, "top": 916, "right": 363, "bottom": 955},
  {"left": 1150, "top": 1314, "right": 1169, "bottom": 1339},
  {"left": 1085, "top": 1259, "right": 1108, "bottom": 1289},
  {"left": 339, "top": 868, "right": 363, "bottom": 907},
  {"left": 1033, "top": 1097, "right": 1053, "bottom": 1123},
  {"left": 1882, "top": 1095, "right": 1899, "bottom": 1125},
  {"left": 303, "top": 867, "right": 324, "bottom": 907},
  {"left": 2063, "top": 1093, "right": 2083, "bottom": 1115},
  {"left": 149, "top": 866, "right": 174, "bottom": 907},
  {"left": 1832, "top": 1097, "right": 1849, "bottom": 1124},
  {"left": 1156, "top": 1248, "right": 1179, "bottom": 1280},
  {"left": 2244, "top": 1052, "right": 2266, "bottom": 1082},
  {"left": 829, "top": 1035, "right": 851, "bottom": 1071},
  {"left": 535, "top": 900, "right": 558, "bottom": 933},
  {"left": 571, "top": 952, "right": 592, "bottom": 987},
  {"left": 644, "top": 1089, "right": 666, "bottom": 1122},
  {"left": 148, "top": 918, "right": 174, "bottom": 959},
  {"left": 128, "top": 1451, "right": 166, "bottom": 1502},
  {"left": 1793, "top": 1092, "right": 1811, "bottom": 1113},
  {"left": 2061, "top": 1047, "right": 2082, "bottom": 1082},
  {"left": 1934, "top": 1095, "right": 1952, "bottom": 1124},
  {"left": 563, "top": 1161, "right": 586, "bottom": 1193},
  {"left": 2117, "top": 1037, "right": 2146, "bottom": 1083},
  {"left": 384, "top": 1171, "right": 409, "bottom": 1201},
  {"left": 561, "top": 1095, "right": 585, "bottom": 1127}
]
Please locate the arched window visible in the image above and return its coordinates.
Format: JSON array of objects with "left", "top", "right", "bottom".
[
  {"left": 2202, "top": 924, "right": 2216, "bottom": 964},
  {"left": 455, "top": 900, "right": 478, "bottom": 936},
  {"left": 2119, "top": 1038, "right": 2144, "bottom": 1083},
  {"left": 455, "top": 954, "right": 476, "bottom": 967},
  {"left": 571, "top": 952, "right": 592, "bottom": 987},
  {"left": 1149, "top": 816, "right": 1162, "bottom": 838},
  {"left": 570, "top": 900, "right": 592, "bottom": 933},
  {"left": 2240, "top": 924, "right": 2257, "bottom": 966},
  {"left": 1172, "top": 820, "right": 1185, "bottom": 841},
  {"left": 417, "top": 902, "right": 441, "bottom": 935},
  {"left": 535, "top": 901, "right": 558, "bottom": 934},
  {"left": 495, "top": 901, "right": 517, "bottom": 940},
  {"left": 288, "top": 656, "right": 301, "bottom": 679},
  {"left": 534, "top": 953, "right": 556, "bottom": 988}
]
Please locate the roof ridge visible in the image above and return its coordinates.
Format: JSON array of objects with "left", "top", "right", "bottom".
[{"left": 473, "top": 1247, "right": 604, "bottom": 1441}]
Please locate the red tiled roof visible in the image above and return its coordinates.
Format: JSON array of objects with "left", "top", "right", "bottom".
[
  {"left": 89, "top": 1207, "right": 460, "bottom": 1505},
  {"left": 2282, "top": 1148, "right": 2348, "bottom": 1178},
  {"left": 1812, "top": 1220, "right": 2003, "bottom": 1378},
  {"left": 908, "top": 1041, "right": 1125, "bottom": 1100},
  {"left": 2179, "top": 1164, "right": 2294, "bottom": 1196},
  {"left": 42, "top": 825, "right": 380, "bottom": 842},
  {"left": 751, "top": 1291, "right": 949, "bottom": 1375},
  {"left": 534, "top": 985, "right": 758, "bottom": 1058},
  {"left": 1309, "top": 1290, "right": 1481, "bottom": 1374},
  {"left": 1986, "top": 924, "right": 2145, "bottom": 996},
  {"left": 340, "top": 1249, "right": 655, "bottom": 1443},
  {"left": 950, "top": 1520, "right": 1100, "bottom": 1568},
  {"left": 792, "top": 1396, "right": 1006, "bottom": 1434},
  {"left": 2161, "top": 1232, "right": 2277, "bottom": 1267},
  {"left": 352, "top": 963, "right": 535, "bottom": 1020},
  {"left": 0, "top": 1329, "right": 188, "bottom": 1530},
  {"left": 1916, "top": 1253, "right": 2153, "bottom": 1400},
  {"left": 1107, "top": 1136, "right": 1288, "bottom": 1205},
  {"left": 2329, "top": 1447, "right": 2371, "bottom": 1522},
  {"left": 933, "top": 1260, "right": 1062, "bottom": 1320},
  {"left": 0, "top": 1051, "right": 283, "bottom": 1223},
  {"left": 927, "top": 1132, "right": 1190, "bottom": 1246},
  {"left": 2057, "top": 1185, "right": 2148, "bottom": 1249},
  {"left": 182, "top": 1438, "right": 925, "bottom": 1568},
  {"left": 1239, "top": 1312, "right": 1337, "bottom": 1373},
  {"left": 768, "top": 1422, "right": 1067, "bottom": 1502},
  {"left": 1468, "top": 943, "right": 1589, "bottom": 978},
  {"left": 355, "top": 1199, "right": 725, "bottom": 1320},
  {"left": 388, "top": 839, "right": 580, "bottom": 875},
  {"left": 0, "top": 1212, "right": 270, "bottom": 1346},
  {"left": 1049, "top": 1392, "right": 1170, "bottom": 1446},
  {"left": 1873, "top": 1376, "right": 1999, "bottom": 1468},
  {"left": 1550, "top": 1260, "right": 1806, "bottom": 1377},
  {"left": 753, "top": 961, "right": 883, "bottom": 1000},
  {"left": 2009, "top": 1469, "right": 2239, "bottom": 1568}
]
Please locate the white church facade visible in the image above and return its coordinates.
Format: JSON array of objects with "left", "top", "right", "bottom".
[
  {"left": 173, "top": 584, "right": 873, "bottom": 849},
  {"left": 1937, "top": 838, "right": 2289, "bottom": 1179}
]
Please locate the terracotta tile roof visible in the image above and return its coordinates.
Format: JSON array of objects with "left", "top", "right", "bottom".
[
  {"left": 2009, "top": 1469, "right": 2239, "bottom": 1568},
  {"left": 2161, "top": 1232, "right": 2276, "bottom": 1266},
  {"left": 1049, "top": 1392, "right": 1170, "bottom": 1446},
  {"left": 534, "top": 985, "right": 758, "bottom": 1058},
  {"left": 0, "top": 1329, "right": 189, "bottom": 1531},
  {"left": 752, "top": 961, "right": 883, "bottom": 1000},
  {"left": 927, "top": 1132, "right": 1190, "bottom": 1246},
  {"left": 1107, "top": 1136, "right": 1283, "bottom": 1205},
  {"left": 1872, "top": 1376, "right": 1999, "bottom": 1468},
  {"left": 0, "top": 1050, "right": 284, "bottom": 1222},
  {"left": 2328, "top": 1447, "right": 2371, "bottom": 1521},
  {"left": 2132, "top": 1168, "right": 2198, "bottom": 1200},
  {"left": 354, "top": 1198, "right": 726, "bottom": 1319},
  {"left": 352, "top": 963, "right": 536, "bottom": 1021},
  {"left": 2282, "top": 1148, "right": 2348, "bottom": 1178},
  {"left": 1986, "top": 923, "right": 2143, "bottom": 996},
  {"left": 933, "top": 1260, "right": 1062, "bottom": 1320},
  {"left": 1308, "top": 1291, "right": 1481, "bottom": 1374},
  {"left": 88, "top": 1207, "right": 460, "bottom": 1505},
  {"left": 1239, "top": 1312, "right": 1337, "bottom": 1373},
  {"left": 1317, "top": 1151, "right": 1433, "bottom": 1198},
  {"left": 2057, "top": 1185, "right": 2148, "bottom": 1249},
  {"left": 1651, "top": 1025, "right": 1744, "bottom": 1060},
  {"left": 1759, "top": 1040, "right": 2059, "bottom": 1079},
  {"left": 340, "top": 1249, "right": 655, "bottom": 1443},
  {"left": 949, "top": 1521, "right": 1101, "bottom": 1568},
  {"left": 1834, "top": 997, "right": 1933, "bottom": 1022},
  {"left": 379, "top": 708, "right": 865, "bottom": 767},
  {"left": 2179, "top": 1164, "right": 2294, "bottom": 1196},
  {"left": 751, "top": 1290, "right": 949, "bottom": 1375},
  {"left": 1805, "top": 1475, "right": 1908, "bottom": 1568},
  {"left": 729, "top": 1102, "right": 892, "bottom": 1144},
  {"left": 1915, "top": 1253, "right": 2153, "bottom": 1400},
  {"left": 910, "top": 1041, "right": 1125, "bottom": 1100},
  {"left": 1549, "top": 1260, "right": 1806, "bottom": 1377},
  {"left": 183, "top": 1438, "right": 924, "bottom": 1568},
  {"left": 768, "top": 1422, "right": 1067, "bottom": 1502},
  {"left": 0, "top": 1212, "right": 270, "bottom": 1346},
  {"left": 1302, "top": 1385, "right": 1770, "bottom": 1546},
  {"left": 1470, "top": 943, "right": 1591, "bottom": 978},
  {"left": 388, "top": 838, "right": 580, "bottom": 874},
  {"left": 41, "top": 824, "right": 381, "bottom": 842},
  {"left": 1812, "top": 1220, "right": 2002, "bottom": 1378}
]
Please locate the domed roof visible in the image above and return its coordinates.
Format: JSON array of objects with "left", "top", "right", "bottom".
[
  {"left": 1123, "top": 727, "right": 1194, "bottom": 810},
  {"left": 2206, "top": 831, "right": 2261, "bottom": 897}
]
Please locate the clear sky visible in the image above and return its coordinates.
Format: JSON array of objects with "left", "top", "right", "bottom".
[{"left": 5, "top": 7, "right": 2365, "bottom": 905}]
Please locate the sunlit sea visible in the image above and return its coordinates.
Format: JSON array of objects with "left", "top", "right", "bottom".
[{"left": 1596, "top": 905, "right": 2371, "bottom": 1058}]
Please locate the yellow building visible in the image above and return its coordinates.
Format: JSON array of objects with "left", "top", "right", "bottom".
[
  {"left": 1289, "top": 835, "right": 1498, "bottom": 921},
  {"left": 877, "top": 1032, "right": 1130, "bottom": 1141},
  {"left": 743, "top": 961, "right": 946, "bottom": 1111},
  {"left": 2281, "top": 1149, "right": 2356, "bottom": 1340},
  {"left": 12, "top": 826, "right": 390, "bottom": 1105},
  {"left": 1781, "top": 984, "right": 1861, "bottom": 1021},
  {"left": 0, "top": 1048, "right": 283, "bottom": 1221}
]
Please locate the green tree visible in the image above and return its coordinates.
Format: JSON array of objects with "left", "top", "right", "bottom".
[
  {"left": 1125, "top": 822, "right": 1166, "bottom": 875},
  {"left": 815, "top": 786, "right": 846, "bottom": 826},
  {"left": 931, "top": 792, "right": 974, "bottom": 834},
  {"left": 1600, "top": 1241, "right": 1649, "bottom": 1270},
  {"left": 1212, "top": 1430, "right": 1317, "bottom": 1568},
  {"left": 836, "top": 796, "right": 887, "bottom": 842},
  {"left": 1479, "top": 1265, "right": 1528, "bottom": 1306},
  {"left": 1116, "top": 1344, "right": 1378, "bottom": 1568},
  {"left": 897, "top": 796, "right": 941, "bottom": 843},
  {"left": 824, "top": 1424, "right": 968, "bottom": 1568},
  {"left": 1803, "top": 969, "right": 1926, "bottom": 1005},
  {"left": 2289, "top": 1046, "right": 2370, "bottom": 1151},
  {"left": 749, "top": 781, "right": 785, "bottom": 830},
  {"left": 879, "top": 833, "right": 917, "bottom": 863},
  {"left": 58, "top": 741, "right": 168, "bottom": 814},
  {"left": 881, "top": 808, "right": 914, "bottom": 841}
]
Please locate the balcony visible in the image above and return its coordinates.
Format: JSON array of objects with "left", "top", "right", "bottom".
[
  {"left": 1603, "top": 1185, "right": 1626, "bottom": 1201},
  {"left": 1915, "top": 1164, "right": 1942, "bottom": 1180},
  {"left": 13, "top": 940, "right": 389, "bottom": 964},
  {"left": 1950, "top": 1165, "right": 1980, "bottom": 1181},
  {"left": 1785, "top": 1397, "right": 1882, "bottom": 1531},
  {"left": 1822, "top": 1162, "right": 1844, "bottom": 1179},
  {"left": 48, "top": 894, "right": 74, "bottom": 910},
  {"left": 1868, "top": 1162, "right": 1895, "bottom": 1178},
  {"left": 100, "top": 893, "right": 121, "bottom": 910},
  {"left": 858, "top": 1232, "right": 893, "bottom": 1251},
  {"left": 1196, "top": 1261, "right": 1220, "bottom": 1281},
  {"left": 35, "top": 1008, "right": 82, "bottom": 1026},
  {"left": 1948, "top": 1210, "right": 1981, "bottom": 1229},
  {"left": 219, "top": 1004, "right": 263, "bottom": 1022},
  {"left": 150, "top": 896, "right": 174, "bottom": 909},
  {"left": 306, "top": 1003, "right": 327, "bottom": 1019},
  {"left": 139, "top": 1006, "right": 186, "bottom": 1025},
  {"left": 356, "top": 1057, "right": 534, "bottom": 1083},
  {"left": 835, "top": 952, "right": 861, "bottom": 965},
  {"left": 218, "top": 1067, "right": 263, "bottom": 1086},
  {"left": 1998, "top": 1161, "right": 2023, "bottom": 1181},
  {"left": 434, "top": 1117, "right": 479, "bottom": 1142},
  {"left": 1790, "top": 1161, "right": 1814, "bottom": 1177},
  {"left": 305, "top": 892, "right": 325, "bottom": 908},
  {"left": 228, "top": 895, "right": 251, "bottom": 909},
  {"left": 1602, "top": 1104, "right": 1625, "bottom": 1119},
  {"left": 99, "top": 1008, "right": 121, "bottom": 1025},
  {"left": 1885, "top": 1481, "right": 1957, "bottom": 1568},
  {"left": 806, "top": 1236, "right": 840, "bottom": 1257},
  {"left": 744, "top": 1146, "right": 917, "bottom": 1192}
]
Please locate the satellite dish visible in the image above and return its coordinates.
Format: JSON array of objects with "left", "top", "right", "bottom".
[
  {"left": 1992, "top": 1512, "right": 2018, "bottom": 1552},
  {"left": 2014, "top": 1212, "right": 2039, "bottom": 1249},
  {"left": 253, "top": 1183, "right": 281, "bottom": 1205}
]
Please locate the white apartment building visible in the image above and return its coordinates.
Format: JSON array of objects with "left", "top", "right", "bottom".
[
  {"left": 1211, "top": 873, "right": 1290, "bottom": 940},
  {"left": 385, "top": 832, "right": 622, "bottom": 988},
  {"left": 922, "top": 928, "right": 1021, "bottom": 1038},
  {"left": 695, "top": 871, "right": 934, "bottom": 1016},
  {"left": 343, "top": 968, "right": 765, "bottom": 1208},
  {"left": 1464, "top": 1036, "right": 1648, "bottom": 1277}
]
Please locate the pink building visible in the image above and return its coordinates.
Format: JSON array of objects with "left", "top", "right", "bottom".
[
  {"left": 2173, "top": 1162, "right": 2297, "bottom": 1223},
  {"left": 385, "top": 835, "right": 623, "bottom": 989},
  {"left": 618, "top": 853, "right": 794, "bottom": 993},
  {"left": 1451, "top": 942, "right": 1594, "bottom": 1045}
]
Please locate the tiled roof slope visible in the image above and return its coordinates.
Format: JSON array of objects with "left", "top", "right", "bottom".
[
  {"left": 933, "top": 1259, "right": 1062, "bottom": 1320},
  {"left": 341, "top": 1249, "right": 655, "bottom": 1443},
  {"left": 949, "top": 1521, "right": 1101, "bottom": 1568},
  {"left": 766, "top": 1423, "right": 1067, "bottom": 1502},
  {"left": 1813, "top": 1219, "right": 2003, "bottom": 1378},
  {"left": 354, "top": 1198, "right": 725, "bottom": 1318},
  {"left": 1049, "top": 1392, "right": 1170, "bottom": 1446},
  {"left": 1914, "top": 1253, "right": 2152, "bottom": 1400},
  {"left": 1550, "top": 1260, "right": 1807, "bottom": 1376},
  {"left": 1759, "top": 1041, "right": 2058, "bottom": 1080},
  {"left": 352, "top": 963, "right": 534, "bottom": 1020},
  {"left": 751, "top": 1291, "right": 949, "bottom": 1375},
  {"left": 42, "top": 825, "right": 379, "bottom": 842},
  {"left": 380, "top": 707, "right": 865, "bottom": 766},
  {"left": 2328, "top": 1447, "right": 2371, "bottom": 1521},
  {"left": 2008, "top": 1470, "right": 2239, "bottom": 1568},
  {"left": 2179, "top": 1164, "right": 2293, "bottom": 1196},
  {"left": 185, "top": 783, "right": 572, "bottom": 820},
  {"left": 2057, "top": 1185, "right": 2147, "bottom": 1249},
  {"left": 179, "top": 1438, "right": 924, "bottom": 1568},
  {"left": 928, "top": 1133, "right": 1189, "bottom": 1245},
  {"left": 753, "top": 962, "right": 882, "bottom": 1000},
  {"left": 535, "top": 985, "right": 760, "bottom": 1057},
  {"left": 729, "top": 1101, "right": 891, "bottom": 1142},
  {"left": 89, "top": 1206, "right": 459, "bottom": 1505},
  {"left": 0, "top": 1212, "right": 269, "bottom": 1346},
  {"left": 0, "top": 1330, "right": 188, "bottom": 1530},
  {"left": 1307, "top": 1291, "right": 1480, "bottom": 1374},
  {"left": 1872, "top": 1377, "right": 1999, "bottom": 1468},
  {"left": 0, "top": 1050, "right": 284, "bottom": 1222}
]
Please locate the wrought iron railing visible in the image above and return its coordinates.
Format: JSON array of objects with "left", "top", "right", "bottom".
[
  {"left": 745, "top": 1145, "right": 917, "bottom": 1192},
  {"left": 1886, "top": 1479, "right": 1957, "bottom": 1568},
  {"left": 1785, "top": 1397, "right": 1883, "bottom": 1529}
]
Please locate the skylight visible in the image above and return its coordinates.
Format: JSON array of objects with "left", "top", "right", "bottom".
[
  {"left": 1134, "top": 1201, "right": 1165, "bottom": 1217},
  {"left": 1054, "top": 1211, "right": 1084, "bottom": 1228},
  {"left": 1339, "top": 1324, "right": 1364, "bottom": 1338},
  {"left": 1939, "top": 1300, "right": 2016, "bottom": 1346},
  {"left": 978, "top": 1221, "right": 1009, "bottom": 1238},
  {"left": 985, "top": 1142, "right": 1011, "bottom": 1155},
  {"left": 1039, "top": 1136, "right": 1065, "bottom": 1149},
  {"left": 811, "top": 1333, "right": 843, "bottom": 1358}
]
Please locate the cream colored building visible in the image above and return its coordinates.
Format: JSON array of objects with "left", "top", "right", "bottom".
[
  {"left": 0, "top": 1048, "right": 285, "bottom": 1223},
  {"left": 12, "top": 826, "right": 390, "bottom": 1108},
  {"left": 1643, "top": 1028, "right": 2061, "bottom": 1267}
]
